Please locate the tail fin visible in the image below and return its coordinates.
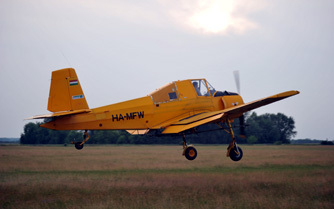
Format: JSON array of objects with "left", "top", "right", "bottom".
[{"left": 47, "top": 68, "right": 89, "bottom": 112}]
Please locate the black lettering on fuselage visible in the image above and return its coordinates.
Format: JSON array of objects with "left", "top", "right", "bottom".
[
  {"left": 112, "top": 111, "right": 144, "bottom": 122},
  {"left": 126, "top": 113, "right": 132, "bottom": 120},
  {"left": 132, "top": 112, "right": 137, "bottom": 119},
  {"left": 138, "top": 111, "right": 144, "bottom": 118},
  {"left": 112, "top": 114, "right": 119, "bottom": 122},
  {"left": 119, "top": 114, "right": 124, "bottom": 121}
]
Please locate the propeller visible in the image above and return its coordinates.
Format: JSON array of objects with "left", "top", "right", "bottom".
[
  {"left": 233, "top": 70, "right": 246, "bottom": 138},
  {"left": 239, "top": 114, "right": 246, "bottom": 138},
  {"left": 233, "top": 70, "right": 240, "bottom": 95}
]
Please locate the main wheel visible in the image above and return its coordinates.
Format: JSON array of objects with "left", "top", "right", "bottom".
[
  {"left": 75, "top": 142, "right": 84, "bottom": 150},
  {"left": 229, "top": 146, "right": 243, "bottom": 161},
  {"left": 185, "top": 147, "right": 197, "bottom": 160}
]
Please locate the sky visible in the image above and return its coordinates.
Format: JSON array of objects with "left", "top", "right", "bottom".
[{"left": 0, "top": 0, "right": 333, "bottom": 140}]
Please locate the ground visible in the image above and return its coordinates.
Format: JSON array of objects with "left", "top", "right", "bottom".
[{"left": 0, "top": 145, "right": 333, "bottom": 209}]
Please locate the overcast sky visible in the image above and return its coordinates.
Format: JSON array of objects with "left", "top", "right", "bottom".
[{"left": 1, "top": 0, "right": 333, "bottom": 140}]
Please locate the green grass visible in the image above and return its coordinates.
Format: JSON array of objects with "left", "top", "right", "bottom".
[{"left": 0, "top": 145, "right": 333, "bottom": 209}]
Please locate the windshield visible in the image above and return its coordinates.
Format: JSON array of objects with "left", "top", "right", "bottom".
[
  {"left": 206, "top": 81, "right": 216, "bottom": 95},
  {"left": 191, "top": 79, "right": 215, "bottom": 96}
]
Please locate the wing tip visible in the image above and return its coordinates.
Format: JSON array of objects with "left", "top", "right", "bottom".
[
  {"left": 277, "top": 90, "right": 300, "bottom": 98},
  {"left": 292, "top": 90, "right": 300, "bottom": 95}
]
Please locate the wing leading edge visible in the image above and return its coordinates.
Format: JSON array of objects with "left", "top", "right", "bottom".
[{"left": 162, "top": 90, "right": 299, "bottom": 134}]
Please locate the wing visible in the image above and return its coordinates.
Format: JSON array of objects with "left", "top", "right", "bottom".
[
  {"left": 221, "top": 90, "right": 299, "bottom": 118},
  {"left": 162, "top": 90, "right": 299, "bottom": 134},
  {"left": 161, "top": 111, "right": 224, "bottom": 134}
]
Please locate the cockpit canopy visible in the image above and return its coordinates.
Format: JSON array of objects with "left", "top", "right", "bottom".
[
  {"left": 191, "top": 79, "right": 215, "bottom": 96},
  {"left": 149, "top": 82, "right": 179, "bottom": 104},
  {"left": 191, "top": 79, "right": 238, "bottom": 97},
  {"left": 149, "top": 79, "right": 237, "bottom": 104}
]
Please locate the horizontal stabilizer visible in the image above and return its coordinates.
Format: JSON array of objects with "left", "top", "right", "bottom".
[{"left": 27, "top": 109, "right": 91, "bottom": 120}]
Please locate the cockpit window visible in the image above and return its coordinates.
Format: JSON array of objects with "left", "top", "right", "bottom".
[
  {"left": 206, "top": 81, "right": 216, "bottom": 96},
  {"left": 192, "top": 80, "right": 211, "bottom": 96},
  {"left": 149, "top": 82, "right": 179, "bottom": 104}
]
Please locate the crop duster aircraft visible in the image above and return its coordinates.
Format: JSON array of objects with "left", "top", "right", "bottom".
[{"left": 31, "top": 68, "right": 299, "bottom": 161}]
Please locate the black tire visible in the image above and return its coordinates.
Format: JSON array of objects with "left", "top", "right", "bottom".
[
  {"left": 75, "top": 142, "right": 84, "bottom": 150},
  {"left": 229, "top": 146, "right": 243, "bottom": 161},
  {"left": 185, "top": 147, "right": 197, "bottom": 160}
]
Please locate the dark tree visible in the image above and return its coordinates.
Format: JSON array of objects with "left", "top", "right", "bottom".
[
  {"left": 21, "top": 122, "right": 82, "bottom": 144},
  {"left": 245, "top": 112, "right": 296, "bottom": 144}
]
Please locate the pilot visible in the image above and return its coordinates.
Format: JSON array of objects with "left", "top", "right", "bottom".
[{"left": 193, "top": 82, "right": 201, "bottom": 96}]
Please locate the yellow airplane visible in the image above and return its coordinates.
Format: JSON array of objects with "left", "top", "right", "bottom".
[{"left": 31, "top": 68, "right": 299, "bottom": 161}]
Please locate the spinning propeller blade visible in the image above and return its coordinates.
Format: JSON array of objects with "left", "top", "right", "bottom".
[
  {"left": 233, "top": 70, "right": 246, "bottom": 138},
  {"left": 233, "top": 70, "right": 240, "bottom": 95},
  {"left": 239, "top": 114, "right": 246, "bottom": 138}
]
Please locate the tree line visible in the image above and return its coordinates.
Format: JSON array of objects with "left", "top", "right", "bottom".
[{"left": 20, "top": 112, "right": 297, "bottom": 145}]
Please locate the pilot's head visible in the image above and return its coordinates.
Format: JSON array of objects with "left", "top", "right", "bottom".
[{"left": 193, "top": 82, "right": 198, "bottom": 88}]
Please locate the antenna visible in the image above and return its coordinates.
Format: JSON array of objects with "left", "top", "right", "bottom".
[{"left": 60, "top": 50, "right": 72, "bottom": 67}]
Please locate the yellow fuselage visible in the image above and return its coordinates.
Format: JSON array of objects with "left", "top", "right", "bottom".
[{"left": 41, "top": 79, "right": 244, "bottom": 131}]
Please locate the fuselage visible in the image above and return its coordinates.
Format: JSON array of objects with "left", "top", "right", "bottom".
[{"left": 41, "top": 79, "right": 244, "bottom": 131}]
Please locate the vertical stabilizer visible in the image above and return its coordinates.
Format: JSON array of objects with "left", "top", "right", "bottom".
[{"left": 47, "top": 68, "right": 89, "bottom": 112}]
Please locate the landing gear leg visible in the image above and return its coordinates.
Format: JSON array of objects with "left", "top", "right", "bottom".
[
  {"left": 72, "top": 130, "right": 90, "bottom": 150},
  {"left": 182, "top": 134, "right": 197, "bottom": 160},
  {"left": 226, "top": 119, "right": 243, "bottom": 161}
]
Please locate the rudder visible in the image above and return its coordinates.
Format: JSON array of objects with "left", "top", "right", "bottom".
[{"left": 48, "top": 68, "right": 89, "bottom": 112}]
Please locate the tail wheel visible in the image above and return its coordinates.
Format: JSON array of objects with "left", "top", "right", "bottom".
[
  {"left": 185, "top": 147, "right": 197, "bottom": 160},
  {"left": 229, "top": 146, "right": 243, "bottom": 161},
  {"left": 75, "top": 142, "right": 84, "bottom": 150}
]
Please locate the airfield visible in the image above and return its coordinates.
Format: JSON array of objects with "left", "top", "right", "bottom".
[{"left": 0, "top": 145, "right": 333, "bottom": 209}]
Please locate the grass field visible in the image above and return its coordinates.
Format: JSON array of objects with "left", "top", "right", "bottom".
[{"left": 0, "top": 145, "right": 333, "bottom": 209}]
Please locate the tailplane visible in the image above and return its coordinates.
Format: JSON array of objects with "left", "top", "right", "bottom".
[{"left": 48, "top": 68, "right": 89, "bottom": 112}]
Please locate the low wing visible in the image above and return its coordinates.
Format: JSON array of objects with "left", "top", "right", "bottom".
[
  {"left": 214, "top": 90, "right": 300, "bottom": 121},
  {"left": 162, "top": 90, "right": 299, "bottom": 134},
  {"left": 162, "top": 111, "right": 225, "bottom": 134}
]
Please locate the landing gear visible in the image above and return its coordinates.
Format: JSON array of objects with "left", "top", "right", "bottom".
[
  {"left": 185, "top": 146, "right": 197, "bottom": 160},
  {"left": 226, "top": 119, "right": 243, "bottom": 162},
  {"left": 182, "top": 135, "right": 197, "bottom": 160},
  {"left": 72, "top": 130, "right": 90, "bottom": 150},
  {"left": 229, "top": 145, "right": 243, "bottom": 161},
  {"left": 74, "top": 142, "right": 84, "bottom": 150}
]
